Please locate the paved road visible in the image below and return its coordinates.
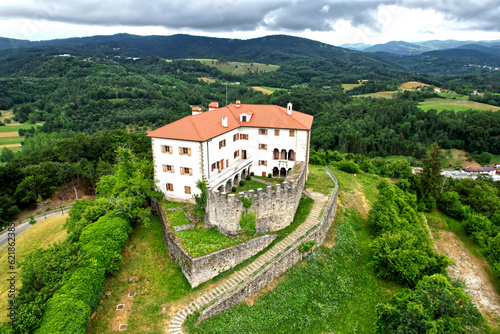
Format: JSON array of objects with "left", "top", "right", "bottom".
[{"left": 0, "top": 209, "right": 69, "bottom": 248}]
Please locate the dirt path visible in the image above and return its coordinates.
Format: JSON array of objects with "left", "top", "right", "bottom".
[{"left": 433, "top": 230, "right": 500, "bottom": 328}]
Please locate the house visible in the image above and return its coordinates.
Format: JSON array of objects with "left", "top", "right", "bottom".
[
  {"left": 434, "top": 87, "right": 441, "bottom": 93},
  {"left": 461, "top": 167, "right": 497, "bottom": 176},
  {"left": 148, "top": 101, "right": 314, "bottom": 202}
]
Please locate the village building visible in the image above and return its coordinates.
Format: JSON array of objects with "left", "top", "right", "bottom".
[{"left": 147, "top": 101, "right": 314, "bottom": 203}]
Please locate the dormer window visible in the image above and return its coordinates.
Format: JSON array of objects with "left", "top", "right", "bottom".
[
  {"left": 241, "top": 115, "right": 247, "bottom": 122},
  {"left": 239, "top": 112, "right": 252, "bottom": 122}
]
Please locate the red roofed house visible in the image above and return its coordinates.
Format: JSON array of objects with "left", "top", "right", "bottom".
[{"left": 148, "top": 101, "right": 313, "bottom": 202}]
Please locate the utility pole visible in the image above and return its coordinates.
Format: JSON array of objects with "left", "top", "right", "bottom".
[{"left": 225, "top": 83, "right": 228, "bottom": 106}]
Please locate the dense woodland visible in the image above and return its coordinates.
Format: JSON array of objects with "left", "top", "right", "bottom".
[{"left": 1, "top": 35, "right": 500, "bottom": 333}]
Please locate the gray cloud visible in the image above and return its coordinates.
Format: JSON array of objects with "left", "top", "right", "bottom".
[{"left": 0, "top": 0, "right": 499, "bottom": 33}]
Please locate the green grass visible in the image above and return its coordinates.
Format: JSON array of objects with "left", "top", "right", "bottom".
[
  {"left": 185, "top": 169, "right": 399, "bottom": 334},
  {"left": 252, "top": 175, "right": 284, "bottom": 184},
  {"left": 166, "top": 208, "right": 192, "bottom": 227},
  {"left": 0, "top": 136, "right": 23, "bottom": 145},
  {"left": 0, "top": 214, "right": 68, "bottom": 322},
  {"left": 231, "top": 179, "right": 274, "bottom": 193},
  {"left": 175, "top": 227, "right": 251, "bottom": 258},
  {"left": 160, "top": 200, "right": 186, "bottom": 209},
  {"left": 418, "top": 98, "right": 500, "bottom": 113},
  {"left": 305, "top": 165, "right": 336, "bottom": 196},
  {"left": 259, "top": 86, "right": 286, "bottom": 93},
  {"left": 87, "top": 216, "right": 192, "bottom": 334},
  {"left": 0, "top": 122, "right": 39, "bottom": 132},
  {"left": 190, "top": 59, "right": 279, "bottom": 75},
  {"left": 342, "top": 83, "right": 362, "bottom": 90}
]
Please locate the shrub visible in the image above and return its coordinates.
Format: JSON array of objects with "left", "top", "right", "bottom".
[
  {"left": 464, "top": 213, "right": 496, "bottom": 246},
  {"left": 376, "top": 274, "right": 484, "bottom": 333},
  {"left": 371, "top": 228, "right": 450, "bottom": 287},
  {"left": 239, "top": 211, "right": 256, "bottom": 235},
  {"left": 239, "top": 180, "right": 245, "bottom": 186},
  {"left": 267, "top": 173, "right": 272, "bottom": 178},
  {"left": 246, "top": 175, "right": 251, "bottom": 180},
  {"left": 240, "top": 197, "right": 252, "bottom": 210},
  {"left": 250, "top": 172, "right": 254, "bottom": 176},
  {"left": 231, "top": 186, "right": 237, "bottom": 192},
  {"left": 338, "top": 160, "right": 361, "bottom": 174},
  {"left": 299, "top": 241, "right": 315, "bottom": 253},
  {"left": 28, "top": 215, "right": 36, "bottom": 225},
  {"left": 437, "top": 191, "right": 468, "bottom": 220}
]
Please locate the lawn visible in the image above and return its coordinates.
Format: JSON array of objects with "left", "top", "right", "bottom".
[
  {"left": 185, "top": 170, "right": 398, "bottom": 333},
  {"left": 0, "top": 214, "right": 68, "bottom": 322},
  {"left": 230, "top": 179, "right": 274, "bottom": 193},
  {"left": 191, "top": 59, "right": 279, "bottom": 75},
  {"left": 418, "top": 98, "right": 500, "bottom": 112},
  {"left": 87, "top": 216, "right": 192, "bottom": 334},
  {"left": 252, "top": 175, "right": 284, "bottom": 184},
  {"left": 305, "top": 165, "right": 336, "bottom": 196},
  {"left": 166, "top": 208, "right": 192, "bottom": 227}
]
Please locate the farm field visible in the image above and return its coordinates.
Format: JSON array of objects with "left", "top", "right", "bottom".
[
  {"left": 354, "top": 91, "right": 397, "bottom": 99},
  {"left": 399, "top": 81, "right": 430, "bottom": 90},
  {"left": 251, "top": 86, "right": 286, "bottom": 94},
  {"left": 191, "top": 59, "right": 279, "bottom": 75},
  {"left": 0, "top": 214, "right": 68, "bottom": 322},
  {"left": 441, "top": 148, "right": 481, "bottom": 168},
  {"left": 0, "top": 110, "right": 41, "bottom": 150},
  {"left": 418, "top": 98, "right": 500, "bottom": 112}
]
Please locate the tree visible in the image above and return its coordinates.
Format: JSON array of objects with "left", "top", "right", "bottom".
[
  {"left": 376, "top": 274, "right": 484, "bottom": 333},
  {"left": 420, "top": 142, "right": 443, "bottom": 201}
]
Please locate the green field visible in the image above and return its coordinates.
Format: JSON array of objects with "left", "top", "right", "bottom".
[
  {"left": 418, "top": 98, "right": 500, "bottom": 112},
  {"left": 191, "top": 59, "right": 279, "bottom": 75},
  {"left": 354, "top": 91, "right": 397, "bottom": 99},
  {"left": 186, "top": 168, "right": 399, "bottom": 333},
  {"left": 341, "top": 83, "right": 362, "bottom": 90},
  {"left": 0, "top": 214, "right": 68, "bottom": 322},
  {"left": 0, "top": 123, "right": 39, "bottom": 132}
]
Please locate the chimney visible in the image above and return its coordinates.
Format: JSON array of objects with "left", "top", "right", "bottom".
[
  {"left": 209, "top": 102, "right": 219, "bottom": 111},
  {"left": 222, "top": 116, "right": 228, "bottom": 128},
  {"left": 236, "top": 100, "right": 241, "bottom": 107},
  {"left": 287, "top": 102, "right": 292, "bottom": 115},
  {"left": 191, "top": 107, "right": 202, "bottom": 115}
]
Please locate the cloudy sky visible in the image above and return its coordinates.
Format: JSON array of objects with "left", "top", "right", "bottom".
[{"left": 1, "top": 0, "right": 500, "bottom": 46}]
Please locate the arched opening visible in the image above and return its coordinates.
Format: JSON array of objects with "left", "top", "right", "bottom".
[
  {"left": 273, "top": 148, "right": 279, "bottom": 160},
  {"left": 225, "top": 179, "right": 232, "bottom": 192},
  {"left": 217, "top": 185, "right": 224, "bottom": 192},
  {"left": 288, "top": 149, "right": 295, "bottom": 161},
  {"left": 273, "top": 167, "right": 279, "bottom": 177},
  {"left": 280, "top": 149, "right": 287, "bottom": 160},
  {"left": 241, "top": 169, "right": 246, "bottom": 180},
  {"left": 234, "top": 174, "right": 239, "bottom": 186},
  {"left": 280, "top": 167, "right": 287, "bottom": 178}
]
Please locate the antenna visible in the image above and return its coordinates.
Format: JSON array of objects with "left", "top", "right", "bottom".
[{"left": 225, "top": 83, "right": 228, "bottom": 106}]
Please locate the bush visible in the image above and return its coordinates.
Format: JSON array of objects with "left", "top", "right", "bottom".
[
  {"left": 338, "top": 160, "right": 361, "bottom": 174},
  {"left": 231, "top": 186, "right": 237, "bottom": 192},
  {"left": 250, "top": 172, "right": 254, "bottom": 176},
  {"left": 371, "top": 228, "right": 450, "bottom": 287},
  {"left": 437, "top": 191, "right": 468, "bottom": 220},
  {"left": 246, "top": 174, "right": 251, "bottom": 180},
  {"left": 239, "top": 211, "right": 256, "bottom": 235},
  {"left": 376, "top": 274, "right": 484, "bottom": 333},
  {"left": 267, "top": 173, "right": 272, "bottom": 178},
  {"left": 464, "top": 213, "right": 496, "bottom": 246},
  {"left": 299, "top": 241, "right": 315, "bottom": 253},
  {"left": 239, "top": 180, "right": 245, "bottom": 186},
  {"left": 28, "top": 215, "right": 36, "bottom": 225}
]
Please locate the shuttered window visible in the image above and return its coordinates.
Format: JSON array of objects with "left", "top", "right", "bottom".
[
  {"left": 180, "top": 167, "right": 192, "bottom": 175},
  {"left": 179, "top": 147, "right": 191, "bottom": 156},
  {"left": 161, "top": 145, "right": 172, "bottom": 153},
  {"left": 162, "top": 165, "right": 174, "bottom": 173},
  {"left": 166, "top": 183, "right": 173, "bottom": 191},
  {"left": 258, "top": 144, "right": 268, "bottom": 150}
]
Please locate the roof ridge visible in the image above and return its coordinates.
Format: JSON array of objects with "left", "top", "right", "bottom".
[
  {"left": 188, "top": 116, "right": 203, "bottom": 141},
  {"left": 274, "top": 105, "right": 309, "bottom": 129}
]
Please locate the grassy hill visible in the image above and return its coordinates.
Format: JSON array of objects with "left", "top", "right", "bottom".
[{"left": 192, "top": 59, "right": 279, "bottom": 75}]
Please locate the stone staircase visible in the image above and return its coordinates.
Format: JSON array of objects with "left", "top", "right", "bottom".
[{"left": 167, "top": 197, "right": 327, "bottom": 334}]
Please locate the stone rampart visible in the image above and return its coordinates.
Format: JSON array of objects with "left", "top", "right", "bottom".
[
  {"left": 155, "top": 201, "right": 277, "bottom": 288},
  {"left": 198, "top": 167, "right": 338, "bottom": 322},
  {"left": 205, "top": 162, "right": 306, "bottom": 236}
]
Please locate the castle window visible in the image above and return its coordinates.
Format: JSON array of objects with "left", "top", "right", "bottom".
[
  {"left": 211, "top": 163, "right": 216, "bottom": 171},
  {"left": 258, "top": 144, "right": 268, "bottom": 150},
  {"left": 180, "top": 167, "right": 192, "bottom": 176},
  {"left": 166, "top": 183, "right": 173, "bottom": 191},
  {"left": 258, "top": 160, "right": 267, "bottom": 166},
  {"left": 233, "top": 134, "right": 239, "bottom": 142},
  {"left": 259, "top": 129, "right": 268, "bottom": 135},
  {"left": 240, "top": 134, "right": 249, "bottom": 140},
  {"left": 161, "top": 145, "right": 172, "bottom": 153},
  {"left": 184, "top": 186, "right": 191, "bottom": 194},
  {"left": 274, "top": 129, "right": 280, "bottom": 136},
  {"left": 162, "top": 164, "right": 174, "bottom": 173},
  {"left": 289, "top": 130, "right": 295, "bottom": 137},
  {"left": 219, "top": 139, "right": 226, "bottom": 149},
  {"left": 234, "top": 150, "right": 239, "bottom": 158},
  {"left": 179, "top": 147, "right": 191, "bottom": 156}
]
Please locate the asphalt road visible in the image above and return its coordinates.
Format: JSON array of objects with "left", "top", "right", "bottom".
[{"left": 0, "top": 209, "right": 69, "bottom": 248}]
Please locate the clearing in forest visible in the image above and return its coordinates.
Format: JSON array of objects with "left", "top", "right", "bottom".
[
  {"left": 191, "top": 59, "right": 279, "bottom": 75},
  {"left": 441, "top": 148, "right": 481, "bottom": 168}
]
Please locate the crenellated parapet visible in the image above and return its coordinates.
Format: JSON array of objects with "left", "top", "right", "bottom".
[{"left": 205, "top": 162, "right": 306, "bottom": 236}]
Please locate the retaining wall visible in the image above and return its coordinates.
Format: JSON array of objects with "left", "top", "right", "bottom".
[
  {"left": 155, "top": 202, "right": 276, "bottom": 288},
  {"left": 198, "top": 167, "right": 338, "bottom": 322},
  {"left": 205, "top": 162, "right": 306, "bottom": 236}
]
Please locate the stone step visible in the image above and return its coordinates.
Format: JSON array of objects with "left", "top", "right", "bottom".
[
  {"left": 170, "top": 319, "right": 184, "bottom": 325},
  {"left": 168, "top": 324, "right": 181, "bottom": 329},
  {"left": 169, "top": 330, "right": 183, "bottom": 334}
]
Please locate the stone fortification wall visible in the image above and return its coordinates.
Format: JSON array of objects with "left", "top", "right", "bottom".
[
  {"left": 155, "top": 201, "right": 276, "bottom": 288},
  {"left": 205, "top": 162, "right": 306, "bottom": 236},
  {"left": 198, "top": 167, "right": 338, "bottom": 322}
]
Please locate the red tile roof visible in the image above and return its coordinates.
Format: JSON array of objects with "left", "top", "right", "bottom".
[{"left": 148, "top": 104, "right": 313, "bottom": 141}]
